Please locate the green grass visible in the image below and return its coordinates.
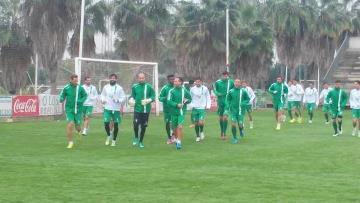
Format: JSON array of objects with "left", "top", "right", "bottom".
[{"left": 1, "top": 110, "right": 360, "bottom": 203}]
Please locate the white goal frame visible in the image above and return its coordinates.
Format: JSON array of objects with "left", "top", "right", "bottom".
[{"left": 74, "top": 57, "right": 160, "bottom": 116}]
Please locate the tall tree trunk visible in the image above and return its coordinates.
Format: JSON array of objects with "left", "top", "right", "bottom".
[{"left": 0, "top": 46, "right": 32, "bottom": 94}]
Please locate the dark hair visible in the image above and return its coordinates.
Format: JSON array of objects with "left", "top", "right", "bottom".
[
  {"left": 70, "top": 74, "right": 78, "bottom": 80},
  {"left": 194, "top": 77, "right": 202, "bottom": 81},
  {"left": 84, "top": 76, "right": 90, "bottom": 81},
  {"left": 335, "top": 80, "right": 341, "bottom": 83},
  {"left": 137, "top": 72, "right": 145, "bottom": 77},
  {"left": 109, "top": 74, "right": 118, "bottom": 79},
  {"left": 276, "top": 76, "right": 282, "bottom": 79},
  {"left": 322, "top": 82, "right": 328, "bottom": 85},
  {"left": 176, "top": 77, "right": 184, "bottom": 82},
  {"left": 355, "top": 81, "right": 360, "bottom": 85},
  {"left": 222, "top": 71, "right": 229, "bottom": 75},
  {"left": 167, "top": 74, "right": 175, "bottom": 79},
  {"left": 189, "top": 80, "right": 195, "bottom": 85}
]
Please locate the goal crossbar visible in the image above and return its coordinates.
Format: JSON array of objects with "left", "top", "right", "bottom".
[{"left": 74, "top": 57, "right": 160, "bottom": 116}]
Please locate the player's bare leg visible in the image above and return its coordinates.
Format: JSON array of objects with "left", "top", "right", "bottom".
[
  {"left": 66, "top": 122, "right": 74, "bottom": 148},
  {"left": 82, "top": 116, "right": 90, "bottom": 135},
  {"left": 276, "top": 110, "right": 284, "bottom": 130},
  {"left": 352, "top": 118, "right": 359, "bottom": 136},
  {"left": 198, "top": 120, "right": 205, "bottom": 140},
  {"left": 248, "top": 112, "right": 253, "bottom": 129},
  {"left": 221, "top": 115, "right": 228, "bottom": 140},
  {"left": 175, "top": 126, "right": 183, "bottom": 149}
]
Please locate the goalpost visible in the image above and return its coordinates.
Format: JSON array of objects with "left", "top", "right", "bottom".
[{"left": 74, "top": 57, "right": 160, "bottom": 116}]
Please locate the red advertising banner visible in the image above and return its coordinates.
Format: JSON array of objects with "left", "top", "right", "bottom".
[{"left": 12, "top": 96, "right": 39, "bottom": 117}]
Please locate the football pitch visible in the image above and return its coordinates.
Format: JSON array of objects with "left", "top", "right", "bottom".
[{"left": 0, "top": 110, "right": 359, "bottom": 202}]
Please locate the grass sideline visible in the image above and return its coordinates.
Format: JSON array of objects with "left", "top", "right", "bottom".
[{"left": 0, "top": 110, "right": 359, "bottom": 202}]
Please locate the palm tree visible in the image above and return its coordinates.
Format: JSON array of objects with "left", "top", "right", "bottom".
[
  {"left": 112, "top": 0, "right": 173, "bottom": 61},
  {"left": 69, "top": 0, "right": 110, "bottom": 58},
  {"left": 310, "top": 0, "right": 351, "bottom": 76},
  {"left": 231, "top": 2, "right": 274, "bottom": 88},
  {"left": 22, "top": 0, "right": 79, "bottom": 93},
  {"left": 172, "top": 0, "right": 233, "bottom": 80},
  {"left": 171, "top": 0, "right": 274, "bottom": 87},
  {"left": 264, "top": 0, "right": 315, "bottom": 78},
  {"left": 0, "top": 0, "right": 32, "bottom": 94}
]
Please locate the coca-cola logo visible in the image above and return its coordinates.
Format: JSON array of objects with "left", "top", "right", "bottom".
[{"left": 13, "top": 98, "right": 37, "bottom": 113}]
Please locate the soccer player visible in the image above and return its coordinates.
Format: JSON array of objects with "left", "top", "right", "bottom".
[
  {"left": 159, "top": 74, "right": 175, "bottom": 144},
  {"left": 350, "top": 81, "right": 360, "bottom": 137},
  {"left": 81, "top": 76, "right": 98, "bottom": 136},
  {"left": 287, "top": 80, "right": 294, "bottom": 121},
  {"left": 167, "top": 77, "right": 192, "bottom": 149},
  {"left": 59, "top": 74, "right": 87, "bottom": 149},
  {"left": 288, "top": 79, "right": 304, "bottom": 123},
  {"left": 268, "top": 76, "right": 288, "bottom": 130},
  {"left": 128, "top": 72, "right": 155, "bottom": 148},
  {"left": 100, "top": 74, "right": 126, "bottom": 146},
  {"left": 226, "top": 79, "right": 250, "bottom": 144},
  {"left": 326, "top": 80, "right": 348, "bottom": 137},
  {"left": 190, "top": 77, "right": 211, "bottom": 142},
  {"left": 303, "top": 82, "right": 319, "bottom": 124},
  {"left": 187, "top": 79, "right": 196, "bottom": 128},
  {"left": 319, "top": 83, "right": 332, "bottom": 124},
  {"left": 241, "top": 81, "right": 256, "bottom": 129},
  {"left": 213, "top": 71, "right": 234, "bottom": 140}
]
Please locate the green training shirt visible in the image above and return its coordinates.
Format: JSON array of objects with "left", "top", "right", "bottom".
[
  {"left": 167, "top": 86, "right": 192, "bottom": 116},
  {"left": 268, "top": 82, "right": 288, "bottom": 104},
  {"left": 213, "top": 79, "right": 234, "bottom": 103},
  {"left": 159, "top": 83, "right": 173, "bottom": 114},
  {"left": 326, "top": 87, "right": 348, "bottom": 111},
  {"left": 59, "top": 83, "right": 87, "bottom": 113},
  {"left": 131, "top": 83, "right": 155, "bottom": 113},
  {"left": 226, "top": 87, "right": 250, "bottom": 115}
]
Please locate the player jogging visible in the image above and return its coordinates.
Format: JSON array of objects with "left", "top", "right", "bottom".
[
  {"left": 213, "top": 71, "right": 234, "bottom": 140},
  {"left": 303, "top": 82, "right": 319, "bottom": 124},
  {"left": 128, "top": 72, "right": 155, "bottom": 148},
  {"left": 190, "top": 77, "right": 211, "bottom": 142},
  {"left": 100, "top": 74, "right": 126, "bottom": 146},
  {"left": 81, "top": 76, "right": 98, "bottom": 136},
  {"left": 59, "top": 74, "right": 87, "bottom": 149},
  {"left": 268, "top": 76, "right": 288, "bottom": 130},
  {"left": 288, "top": 79, "right": 304, "bottom": 123},
  {"left": 350, "top": 81, "right": 360, "bottom": 137},
  {"left": 319, "top": 83, "right": 332, "bottom": 124},
  {"left": 241, "top": 81, "right": 256, "bottom": 129},
  {"left": 326, "top": 80, "right": 348, "bottom": 137},
  {"left": 167, "top": 77, "right": 192, "bottom": 149},
  {"left": 159, "top": 74, "right": 175, "bottom": 144},
  {"left": 226, "top": 79, "right": 250, "bottom": 144}
]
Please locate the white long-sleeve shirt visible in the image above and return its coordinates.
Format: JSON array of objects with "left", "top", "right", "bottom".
[
  {"left": 350, "top": 89, "right": 360, "bottom": 109},
  {"left": 288, "top": 84, "right": 304, "bottom": 102},
  {"left": 303, "top": 87, "right": 319, "bottom": 104},
  {"left": 190, "top": 85, "right": 211, "bottom": 109},
  {"left": 101, "top": 84, "right": 126, "bottom": 111},
  {"left": 245, "top": 86, "right": 256, "bottom": 104},
  {"left": 83, "top": 84, "right": 98, "bottom": 106},
  {"left": 319, "top": 87, "right": 332, "bottom": 105}
]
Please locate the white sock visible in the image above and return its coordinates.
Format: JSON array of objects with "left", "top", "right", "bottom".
[{"left": 69, "top": 141, "right": 73, "bottom": 144}]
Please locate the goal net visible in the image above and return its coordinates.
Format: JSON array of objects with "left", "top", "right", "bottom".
[{"left": 74, "top": 57, "right": 160, "bottom": 116}]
